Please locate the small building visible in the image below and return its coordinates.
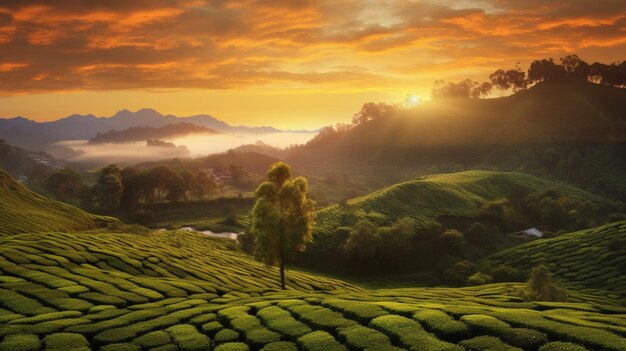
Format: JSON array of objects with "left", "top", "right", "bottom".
[{"left": 515, "top": 227, "right": 543, "bottom": 238}]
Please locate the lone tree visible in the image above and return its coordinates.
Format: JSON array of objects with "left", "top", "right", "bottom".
[{"left": 251, "top": 162, "right": 315, "bottom": 289}]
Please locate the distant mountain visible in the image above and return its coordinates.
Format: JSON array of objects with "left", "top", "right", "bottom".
[
  {"left": 0, "top": 108, "right": 281, "bottom": 149},
  {"left": 89, "top": 122, "right": 218, "bottom": 144}
]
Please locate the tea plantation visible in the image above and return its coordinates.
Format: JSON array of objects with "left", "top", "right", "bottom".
[
  {"left": 314, "top": 170, "right": 611, "bottom": 234},
  {"left": 484, "top": 221, "right": 626, "bottom": 302},
  {"left": 1, "top": 227, "right": 625, "bottom": 351},
  {"left": 0, "top": 169, "right": 118, "bottom": 236},
  {"left": 1, "top": 169, "right": 625, "bottom": 350}
]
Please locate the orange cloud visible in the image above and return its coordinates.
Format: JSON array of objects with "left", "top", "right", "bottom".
[{"left": 0, "top": 0, "right": 623, "bottom": 96}]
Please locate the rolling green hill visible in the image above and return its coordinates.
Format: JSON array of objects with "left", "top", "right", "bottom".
[
  {"left": 0, "top": 168, "right": 118, "bottom": 236},
  {"left": 314, "top": 170, "right": 612, "bottom": 235},
  {"left": 1, "top": 167, "right": 625, "bottom": 351},
  {"left": 1, "top": 229, "right": 626, "bottom": 351},
  {"left": 484, "top": 221, "right": 626, "bottom": 303}
]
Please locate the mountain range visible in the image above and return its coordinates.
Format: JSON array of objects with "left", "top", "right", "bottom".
[{"left": 0, "top": 108, "right": 281, "bottom": 149}]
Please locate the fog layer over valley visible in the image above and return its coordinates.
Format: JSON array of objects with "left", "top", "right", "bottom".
[{"left": 50, "top": 132, "right": 316, "bottom": 164}]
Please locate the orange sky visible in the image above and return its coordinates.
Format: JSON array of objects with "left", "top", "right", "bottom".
[{"left": 0, "top": 0, "right": 624, "bottom": 129}]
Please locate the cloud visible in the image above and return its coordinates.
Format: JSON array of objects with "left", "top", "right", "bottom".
[{"left": 0, "top": 0, "right": 624, "bottom": 94}]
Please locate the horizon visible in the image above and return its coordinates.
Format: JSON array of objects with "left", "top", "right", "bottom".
[{"left": 0, "top": 0, "right": 625, "bottom": 129}]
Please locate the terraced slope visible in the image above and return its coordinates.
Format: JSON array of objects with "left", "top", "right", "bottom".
[
  {"left": 1, "top": 230, "right": 626, "bottom": 351},
  {"left": 0, "top": 169, "right": 118, "bottom": 235},
  {"left": 485, "top": 221, "right": 626, "bottom": 302},
  {"left": 315, "top": 170, "right": 610, "bottom": 234}
]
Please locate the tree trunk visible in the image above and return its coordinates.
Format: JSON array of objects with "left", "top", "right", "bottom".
[{"left": 280, "top": 257, "right": 286, "bottom": 290}]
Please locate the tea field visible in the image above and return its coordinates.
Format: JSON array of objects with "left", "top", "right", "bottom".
[
  {"left": 1, "top": 228, "right": 625, "bottom": 351},
  {"left": 0, "top": 169, "right": 117, "bottom": 236},
  {"left": 484, "top": 221, "right": 626, "bottom": 302},
  {"left": 314, "top": 170, "right": 612, "bottom": 234},
  {"left": 1, "top": 168, "right": 625, "bottom": 350}
]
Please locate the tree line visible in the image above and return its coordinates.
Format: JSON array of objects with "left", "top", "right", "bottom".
[
  {"left": 431, "top": 54, "right": 626, "bottom": 98},
  {"left": 44, "top": 165, "right": 219, "bottom": 212}
]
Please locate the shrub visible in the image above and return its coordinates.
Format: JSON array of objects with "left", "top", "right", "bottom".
[
  {"left": 0, "top": 334, "right": 40, "bottom": 351},
  {"left": 100, "top": 343, "right": 141, "bottom": 351},
  {"left": 321, "top": 299, "right": 387, "bottom": 324},
  {"left": 214, "top": 342, "right": 250, "bottom": 351},
  {"left": 519, "top": 265, "right": 568, "bottom": 302},
  {"left": 215, "top": 329, "right": 240, "bottom": 343},
  {"left": 412, "top": 309, "right": 470, "bottom": 342},
  {"left": 369, "top": 315, "right": 462, "bottom": 351},
  {"left": 337, "top": 325, "right": 392, "bottom": 350},
  {"left": 297, "top": 331, "right": 347, "bottom": 351},
  {"left": 538, "top": 342, "right": 589, "bottom": 351},
  {"left": 245, "top": 327, "right": 282, "bottom": 350},
  {"left": 94, "top": 328, "right": 137, "bottom": 346},
  {"left": 132, "top": 330, "right": 171, "bottom": 348},
  {"left": 201, "top": 320, "right": 223, "bottom": 336},
  {"left": 257, "top": 306, "right": 311, "bottom": 339},
  {"left": 166, "top": 324, "right": 211, "bottom": 351},
  {"left": 459, "top": 336, "right": 522, "bottom": 351},
  {"left": 42, "top": 333, "right": 89, "bottom": 351},
  {"left": 467, "top": 272, "right": 493, "bottom": 286},
  {"left": 260, "top": 341, "right": 298, "bottom": 351},
  {"left": 491, "top": 264, "right": 522, "bottom": 282},
  {"left": 298, "top": 307, "right": 358, "bottom": 333},
  {"left": 443, "top": 261, "right": 476, "bottom": 286}
]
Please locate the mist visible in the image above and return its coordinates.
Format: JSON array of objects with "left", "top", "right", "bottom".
[{"left": 49, "top": 132, "right": 316, "bottom": 164}]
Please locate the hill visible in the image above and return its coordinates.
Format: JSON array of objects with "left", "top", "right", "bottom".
[
  {"left": 1, "top": 230, "right": 625, "bottom": 351},
  {"left": 293, "top": 170, "right": 618, "bottom": 276},
  {"left": 0, "top": 168, "right": 117, "bottom": 235},
  {"left": 289, "top": 79, "right": 626, "bottom": 165},
  {"left": 0, "top": 168, "right": 624, "bottom": 350},
  {"left": 279, "top": 80, "right": 626, "bottom": 202},
  {"left": 484, "top": 221, "right": 626, "bottom": 302},
  {"left": 88, "top": 123, "right": 218, "bottom": 144},
  {"left": 314, "top": 170, "right": 612, "bottom": 235},
  {"left": 0, "top": 108, "right": 281, "bottom": 149}
]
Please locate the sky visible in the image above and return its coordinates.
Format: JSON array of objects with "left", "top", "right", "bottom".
[{"left": 0, "top": 0, "right": 624, "bottom": 129}]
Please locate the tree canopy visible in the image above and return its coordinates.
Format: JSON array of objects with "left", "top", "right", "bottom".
[{"left": 251, "top": 162, "right": 315, "bottom": 289}]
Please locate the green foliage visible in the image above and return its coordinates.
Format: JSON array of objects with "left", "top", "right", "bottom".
[
  {"left": 260, "top": 341, "right": 298, "bottom": 351},
  {"left": 297, "top": 331, "right": 347, "bottom": 351},
  {"left": 538, "top": 342, "right": 589, "bottom": 351},
  {"left": 369, "top": 315, "right": 463, "bottom": 351},
  {"left": 467, "top": 272, "right": 493, "bottom": 286},
  {"left": 485, "top": 221, "right": 626, "bottom": 296},
  {"left": 412, "top": 309, "right": 470, "bottom": 342},
  {"left": 166, "top": 324, "right": 211, "bottom": 351},
  {"left": 0, "top": 168, "right": 117, "bottom": 235},
  {"left": 337, "top": 325, "right": 392, "bottom": 350},
  {"left": 42, "top": 333, "right": 90, "bottom": 351},
  {"left": 214, "top": 342, "right": 250, "bottom": 351},
  {"left": 459, "top": 336, "right": 521, "bottom": 351},
  {"left": 0, "top": 334, "right": 40, "bottom": 351},
  {"left": 252, "top": 162, "right": 315, "bottom": 288},
  {"left": 0, "top": 186, "right": 622, "bottom": 351},
  {"left": 519, "top": 265, "right": 568, "bottom": 302},
  {"left": 443, "top": 261, "right": 477, "bottom": 286},
  {"left": 215, "top": 329, "right": 240, "bottom": 343}
]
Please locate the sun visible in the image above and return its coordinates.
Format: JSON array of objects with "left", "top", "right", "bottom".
[{"left": 404, "top": 94, "right": 421, "bottom": 108}]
